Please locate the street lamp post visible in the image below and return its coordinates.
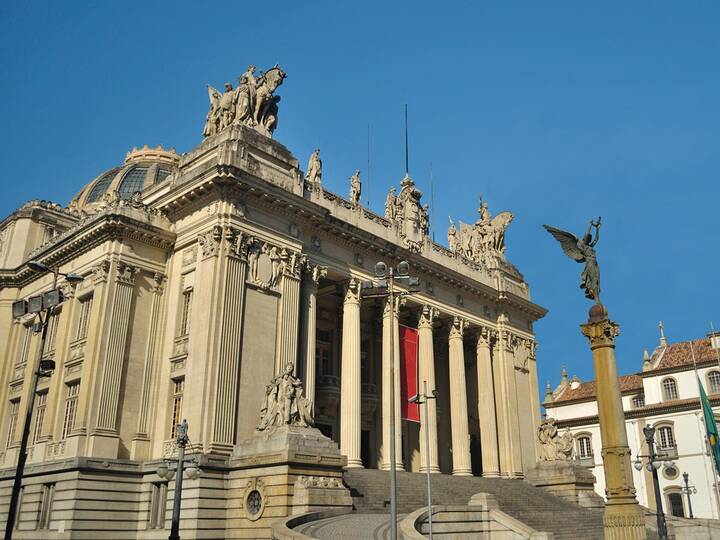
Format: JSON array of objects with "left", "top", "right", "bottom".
[
  {"left": 361, "top": 260, "right": 420, "bottom": 540},
  {"left": 409, "top": 381, "right": 438, "bottom": 540},
  {"left": 633, "top": 424, "right": 675, "bottom": 540},
  {"left": 681, "top": 472, "right": 696, "bottom": 519},
  {"left": 156, "top": 419, "right": 200, "bottom": 540},
  {"left": 4, "top": 261, "right": 82, "bottom": 540}
]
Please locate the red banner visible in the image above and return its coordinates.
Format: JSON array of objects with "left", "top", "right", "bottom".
[{"left": 399, "top": 325, "right": 420, "bottom": 423}]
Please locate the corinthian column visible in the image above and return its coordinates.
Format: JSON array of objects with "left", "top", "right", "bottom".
[
  {"left": 418, "top": 305, "right": 440, "bottom": 473},
  {"left": 299, "top": 264, "right": 326, "bottom": 406},
  {"left": 448, "top": 316, "right": 471, "bottom": 476},
  {"left": 340, "top": 279, "right": 363, "bottom": 468},
  {"left": 476, "top": 328, "right": 500, "bottom": 477},
  {"left": 381, "top": 296, "right": 404, "bottom": 471}
]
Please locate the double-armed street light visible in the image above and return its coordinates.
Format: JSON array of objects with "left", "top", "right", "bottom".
[
  {"left": 361, "top": 260, "right": 421, "bottom": 540},
  {"left": 409, "top": 382, "right": 438, "bottom": 540},
  {"left": 633, "top": 424, "right": 676, "bottom": 540},
  {"left": 157, "top": 419, "right": 201, "bottom": 540},
  {"left": 5, "top": 261, "right": 82, "bottom": 540},
  {"left": 681, "top": 472, "right": 697, "bottom": 519}
]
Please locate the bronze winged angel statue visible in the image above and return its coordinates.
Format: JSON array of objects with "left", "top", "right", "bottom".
[{"left": 543, "top": 217, "right": 602, "bottom": 303}]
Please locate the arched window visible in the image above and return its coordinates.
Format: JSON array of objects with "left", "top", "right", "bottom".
[
  {"left": 708, "top": 371, "right": 720, "bottom": 394},
  {"left": 85, "top": 168, "right": 120, "bottom": 203},
  {"left": 657, "top": 425, "right": 676, "bottom": 450},
  {"left": 666, "top": 492, "right": 684, "bottom": 517},
  {"left": 117, "top": 166, "right": 149, "bottom": 199},
  {"left": 577, "top": 435, "right": 593, "bottom": 459},
  {"left": 662, "top": 378, "right": 678, "bottom": 401}
]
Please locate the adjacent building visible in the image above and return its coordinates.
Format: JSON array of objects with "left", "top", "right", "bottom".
[
  {"left": 0, "top": 66, "right": 547, "bottom": 537},
  {"left": 544, "top": 327, "right": 720, "bottom": 520}
]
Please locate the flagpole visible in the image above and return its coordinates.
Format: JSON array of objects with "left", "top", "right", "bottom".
[{"left": 690, "top": 341, "right": 720, "bottom": 517}]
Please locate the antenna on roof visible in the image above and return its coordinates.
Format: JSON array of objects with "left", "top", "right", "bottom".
[
  {"left": 430, "top": 162, "right": 435, "bottom": 242},
  {"left": 404, "top": 104, "right": 409, "bottom": 175},
  {"left": 367, "top": 124, "right": 371, "bottom": 207}
]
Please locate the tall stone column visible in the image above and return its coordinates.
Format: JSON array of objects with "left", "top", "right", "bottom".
[
  {"left": 131, "top": 273, "right": 167, "bottom": 460},
  {"left": 88, "top": 262, "right": 138, "bottom": 458},
  {"left": 418, "top": 305, "right": 440, "bottom": 473},
  {"left": 476, "top": 327, "right": 500, "bottom": 477},
  {"left": 299, "top": 264, "right": 326, "bottom": 405},
  {"left": 340, "top": 279, "right": 363, "bottom": 468},
  {"left": 381, "top": 296, "right": 404, "bottom": 471},
  {"left": 582, "top": 307, "right": 646, "bottom": 539},
  {"left": 494, "top": 317, "right": 523, "bottom": 478},
  {"left": 527, "top": 340, "right": 541, "bottom": 461},
  {"left": 275, "top": 250, "right": 302, "bottom": 375},
  {"left": 448, "top": 316, "right": 471, "bottom": 476}
]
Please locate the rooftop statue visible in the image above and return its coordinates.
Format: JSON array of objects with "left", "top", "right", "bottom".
[
  {"left": 305, "top": 149, "right": 322, "bottom": 190},
  {"left": 537, "top": 418, "right": 574, "bottom": 461},
  {"left": 543, "top": 217, "right": 601, "bottom": 303},
  {"left": 452, "top": 196, "right": 513, "bottom": 265},
  {"left": 203, "top": 64, "right": 287, "bottom": 139},
  {"left": 257, "top": 363, "right": 314, "bottom": 431},
  {"left": 349, "top": 169, "right": 362, "bottom": 205}
]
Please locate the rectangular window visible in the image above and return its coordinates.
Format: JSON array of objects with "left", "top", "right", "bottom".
[
  {"left": 43, "top": 312, "right": 60, "bottom": 354},
  {"left": 76, "top": 296, "right": 93, "bottom": 340},
  {"left": 61, "top": 383, "right": 80, "bottom": 440},
  {"left": 170, "top": 379, "right": 184, "bottom": 438},
  {"left": 33, "top": 392, "right": 48, "bottom": 444},
  {"left": 6, "top": 400, "right": 20, "bottom": 448},
  {"left": 578, "top": 437, "right": 592, "bottom": 458},
  {"left": 148, "top": 482, "right": 168, "bottom": 529},
  {"left": 37, "top": 483, "right": 55, "bottom": 529},
  {"left": 179, "top": 289, "right": 193, "bottom": 336},
  {"left": 16, "top": 326, "right": 32, "bottom": 366}
]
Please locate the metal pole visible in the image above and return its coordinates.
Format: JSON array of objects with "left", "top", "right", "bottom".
[
  {"left": 683, "top": 473, "right": 694, "bottom": 519},
  {"left": 423, "top": 380, "right": 433, "bottom": 540},
  {"left": 645, "top": 426, "right": 668, "bottom": 539},
  {"left": 169, "top": 421, "right": 188, "bottom": 540},
  {"left": 388, "top": 268, "right": 397, "bottom": 540},
  {"left": 4, "top": 269, "right": 57, "bottom": 540}
]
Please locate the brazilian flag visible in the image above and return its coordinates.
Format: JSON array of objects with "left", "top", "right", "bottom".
[{"left": 699, "top": 376, "right": 720, "bottom": 475}]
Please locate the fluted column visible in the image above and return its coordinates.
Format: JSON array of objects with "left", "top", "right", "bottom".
[
  {"left": 494, "top": 318, "right": 523, "bottom": 477},
  {"left": 275, "top": 250, "right": 302, "bottom": 375},
  {"left": 476, "top": 328, "right": 500, "bottom": 477},
  {"left": 448, "top": 316, "right": 471, "bottom": 476},
  {"left": 527, "top": 341, "right": 541, "bottom": 462},
  {"left": 299, "top": 264, "right": 326, "bottom": 405},
  {"left": 340, "top": 279, "right": 363, "bottom": 468},
  {"left": 380, "top": 296, "right": 404, "bottom": 471},
  {"left": 418, "top": 305, "right": 440, "bottom": 473}
]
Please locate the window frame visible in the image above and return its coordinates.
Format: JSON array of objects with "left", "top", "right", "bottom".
[
  {"left": 61, "top": 382, "right": 80, "bottom": 440},
  {"left": 6, "top": 399, "right": 20, "bottom": 448},
  {"left": 75, "top": 294, "right": 94, "bottom": 341},
  {"left": 707, "top": 370, "right": 720, "bottom": 395},
  {"left": 170, "top": 378, "right": 184, "bottom": 439},
  {"left": 661, "top": 377, "right": 679, "bottom": 401}
]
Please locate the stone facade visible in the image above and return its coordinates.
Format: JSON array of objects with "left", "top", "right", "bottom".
[{"left": 0, "top": 71, "right": 547, "bottom": 538}]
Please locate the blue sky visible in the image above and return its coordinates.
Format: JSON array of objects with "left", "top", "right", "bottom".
[{"left": 1, "top": 2, "right": 718, "bottom": 395}]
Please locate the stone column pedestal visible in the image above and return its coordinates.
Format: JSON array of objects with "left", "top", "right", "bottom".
[
  {"left": 581, "top": 304, "right": 646, "bottom": 540},
  {"left": 526, "top": 460, "right": 605, "bottom": 509}
]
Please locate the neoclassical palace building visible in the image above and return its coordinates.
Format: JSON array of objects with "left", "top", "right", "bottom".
[{"left": 0, "top": 66, "right": 546, "bottom": 537}]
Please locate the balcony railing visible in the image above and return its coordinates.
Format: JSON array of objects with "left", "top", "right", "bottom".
[{"left": 658, "top": 445, "right": 678, "bottom": 459}]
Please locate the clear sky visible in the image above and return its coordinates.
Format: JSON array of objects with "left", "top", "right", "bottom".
[{"left": 1, "top": 2, "right": 718, "bottom": 398}]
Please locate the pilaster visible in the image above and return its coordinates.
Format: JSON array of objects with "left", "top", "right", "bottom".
[
  {"left": 340, "top": 279, "right": 363, "bottom": 468},
  {"left": 275, "top": 250, "right": 302, "bottom": 375},
  {"left": 476, "top": 327, "right": 500, "bottom": 477},
  {"left": 448, "top": 316, "right": 471, "bottom": 476},
  {"left": 299, "top": 264, "right": 326, "bottom": 406},
  {"left": 417, "top": 305, "right": 440, "bottom": 473}
]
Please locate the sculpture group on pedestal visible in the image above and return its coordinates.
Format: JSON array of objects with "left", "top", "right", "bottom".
[
  {"left": 257, "top": 363, "right": 314, "bottom": 431},
  {"left": 537, "top": 418, "right": 574, "bottom": 461},
  {"left": 203, "top": 64, "right": 286, "bottom": 139},
  {"left": 449, "top": 196, "right": 513, "bottom": 264}
]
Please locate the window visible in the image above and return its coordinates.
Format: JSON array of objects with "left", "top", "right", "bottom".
[
  {"left": 657, "top": 425, "right": 676, "bottom": 450},
  {"left": 6, "top": 400, "right": 20, "bottom": 448},
  {"left": 117, "top": 166, "right": 148, "bottom": 199},
  {"left": 148, "top": 482, "right": 168, "bottom": 529},
  {"left": 61, "top": 383, "right": 80, "bottom": 440},
  {"left": 16, "top": 325, "right": 32, "bottom": 366},
  {"left": 170, "top": 379, "right": 184, "bottom": 438},
  {"left": 37, "top": 483, "right": 55, "bottom": 529},
  {"left": 178, "top": 289, "right": 193, "bottom": 337},
  {"left": 43, "top": 312, "right": 60, "bottom": 354},
  {"left": 155, "top": 168, "right": 172, "bottom": 184},
  {"left": 85, "top": 168, "right": 120, "bottom": 203},
  {"left": 661, "top": 378, "right": 678, "bottom": 401},
  {"left": 33, "top": 392, "right": 48, "bottom": 444},
  {"left": 667, "top": 492, "right": 684, "bottom": 518},
  {"left": 708, "top": 371, "right": 720, "bottom": 394},
  {"left": 577, "top": 435, "right": 593, "bottom": 459},
  {"left": 76, "top": 296, "right": 93, "bottom": 340},
  {"left": 632, "top": 394, "right": 645, "bottom": 408}
]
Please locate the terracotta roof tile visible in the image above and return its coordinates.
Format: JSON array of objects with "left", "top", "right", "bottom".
[
  {"left": 551, "top": 374, "right": 643, "bottom": 404},
  {"left": 652, "top": 337, "right": 720, "bottom": 371}
]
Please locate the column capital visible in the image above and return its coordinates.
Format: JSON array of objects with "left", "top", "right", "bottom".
[
  {"left": 150, "top": 273, "right": 167, "bottom": 295},
  {"left": 198, "top": 225, "right": 223, "bottom": 259},
  {"left": 91, "top": 258, "right": 111, "bottom": 285},
  {"left": 116, "top": 262, "right": 139, "bottom": 286},
  {"left": 581, "top": 318, "right": 620, "bottom": 349},
  {"left": 449, "top": 316, "right": 467, "bottom": 340},
  {"left": 418, "top": 305, "right": 439, "bottom": 329},
  {"left": 476, "top": 326, "right": 494, "bottom": 348},
  {"left": 344, "top": 278, "right": 361, "bottom": 305},
  {"left": 303, "top": 262, "right": 327, "bottom": 289},
  {"left": 383, "top": 295, "right": 406, "bottom": 317}
]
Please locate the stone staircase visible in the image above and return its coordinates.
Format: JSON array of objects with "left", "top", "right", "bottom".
[{"left": 343, "top": 469, "right": 660, "bottom": 540}]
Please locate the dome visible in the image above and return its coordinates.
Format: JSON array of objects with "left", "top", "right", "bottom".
[{"left": 70, "top": 145, "right": 180, "bottom": 211}]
